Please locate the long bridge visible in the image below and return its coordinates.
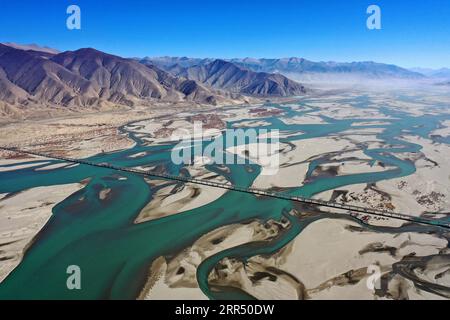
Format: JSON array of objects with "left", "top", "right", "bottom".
[{"left": 1, "top": 146, "right": 449, "bottom": 229}]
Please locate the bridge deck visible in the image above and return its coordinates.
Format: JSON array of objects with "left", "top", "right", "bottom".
[{"left": 2, "top": 147, "right": 449, "bottom": 229}]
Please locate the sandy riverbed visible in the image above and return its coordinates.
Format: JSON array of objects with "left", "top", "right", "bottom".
[
  {"left": 314, "top": 135, "right": 450, "bottom": 218},
  {"left": 207, "top": 218, "right": 449, "bottom": 300},
  {"left": 0, "top": 183, "right": 85, "bottom": 283},
  {"left": 139, "top": 219, "right": 287, "bottom": 300}
]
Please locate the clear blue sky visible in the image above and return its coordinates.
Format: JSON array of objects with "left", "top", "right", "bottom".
[{"left": 1, "top": 0, "right": 449, "bottom": 68}]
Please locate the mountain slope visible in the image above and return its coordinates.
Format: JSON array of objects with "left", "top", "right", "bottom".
[
  {"left": 0, "top": 44, "right": 96, "bottom": 107},
  {"left": 51, "top": 48, "right": 185, "bottom": 105},
  {"left": 0, "top": 45, "right": 231, "bottom": 111},
  {"left": 0, "top": 66, "right": 29, "bottom": 104},
  {"left": 1, "top": 42, "right": 60, "bottom": 55},
  {"left": 167, "top": 59, "right": 306, "bottom": 97}
]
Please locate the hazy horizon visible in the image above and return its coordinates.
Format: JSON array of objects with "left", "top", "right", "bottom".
[{"left": 1, "top": 0, "right": 450, "bottom": 69}]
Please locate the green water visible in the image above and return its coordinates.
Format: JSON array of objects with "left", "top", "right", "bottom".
[{"left": 0, "top": 94, "right": 449, "bottom": 299}]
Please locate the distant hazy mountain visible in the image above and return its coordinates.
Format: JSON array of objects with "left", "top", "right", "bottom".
[
  {"left": 147, "top": 59, "right": 307, "bottom": 97},
  {"left": 411, "top": 67, "right": 450, "bottom": 80},
  {"left": 435, "top": 81, "right": 450, "bottom": 86},
  {"left": 432, "top": 70, "right": 450, "bottom": 80},
  {"left": 433, "top": 69, "right": 450, "bottom": 79},
  {"left": 230, "top": 58, "right": 425, "bottom": 80},
  {"left": 141, "top": 56, "right": 214, "bottom": 69},
  {"left": 146, "top": 56, "right": 424, "bottom": 81},
  {"left": 0, "top": 44, "right": 235, "bottom": 112},
  {"left": 409, "top": 68, "right": 434, "bottom": 76}
]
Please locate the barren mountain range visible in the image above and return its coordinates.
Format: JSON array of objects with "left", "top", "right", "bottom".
[
  {"left": 0, "top": 43, "right": 311, "bottom": 119},
  {"left": 142, "top": 59, "right": 307, "bottom": 96},
  {"left": 143, "top": 56, "right": 426, "bottom": 81},
  {"left": 1, "top": 42, "right": 443, "bottom": 120},
  {"left": 0, "top": 44, "right": 245, "bottom": 117}
]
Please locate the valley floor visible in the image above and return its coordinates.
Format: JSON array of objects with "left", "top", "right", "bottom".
[{"left": 1, "top": 89, "right": 450, "bottom": 300}]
